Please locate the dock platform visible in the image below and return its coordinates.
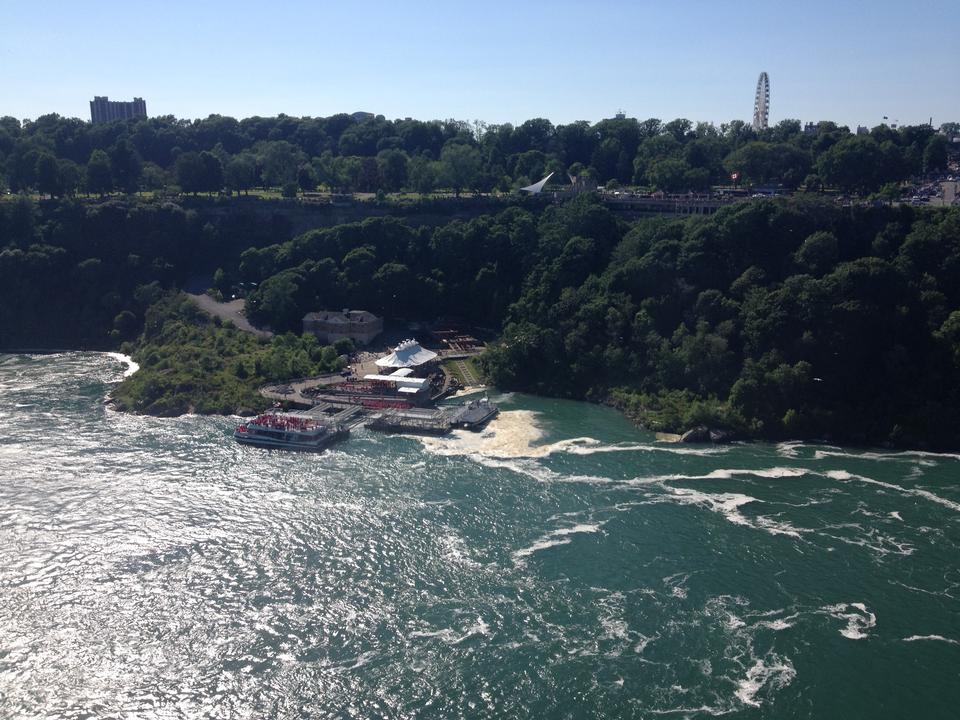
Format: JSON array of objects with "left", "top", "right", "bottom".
[{"left": 364, "top": 399, "right": 499, "bottom": 435}]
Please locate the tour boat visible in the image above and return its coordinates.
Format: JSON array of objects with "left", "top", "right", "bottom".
[{"left": 234, "top": 412, "right": 349, "bottom": 452}]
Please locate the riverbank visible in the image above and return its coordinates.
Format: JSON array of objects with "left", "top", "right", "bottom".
[{"left": 108, "top": 293, "right": 344, "bottom": 417}]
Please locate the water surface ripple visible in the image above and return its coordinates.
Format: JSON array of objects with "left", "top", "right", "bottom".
[{"left": 1, "top": 353, "right": 958, "bottom": 718}]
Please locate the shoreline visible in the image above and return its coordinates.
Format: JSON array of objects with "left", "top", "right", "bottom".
[{"left": 7, "top": 348, "right": 959, "bottom": 455}]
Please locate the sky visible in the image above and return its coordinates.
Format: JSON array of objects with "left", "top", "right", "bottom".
[{"left": 2, "top": 0, "right": 958, "bottom": 129}]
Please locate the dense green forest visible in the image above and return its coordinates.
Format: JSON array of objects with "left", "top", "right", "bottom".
[
  {"left": 0, "top": 196, "right": 288, "bottom": 347},
  {"left": 0, "top": 112, "right": 954, "bottom": 198},
  {"left": 110, "top": 293, "right": 346, "bottom": 416},
  {"left": 3, "top": 192, "right": 960, "bottom": 449},
  {"left": 481, "top": 198, "right": 960, "bottom": 450}
]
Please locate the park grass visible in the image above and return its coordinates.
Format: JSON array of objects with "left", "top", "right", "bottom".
[{"left": 442, "top": 357, "right": 482, "bottom": 386}]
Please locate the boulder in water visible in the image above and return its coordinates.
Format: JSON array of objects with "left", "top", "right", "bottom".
[{"left": 681, "top": 426, "right": 711, "bottom": 443}]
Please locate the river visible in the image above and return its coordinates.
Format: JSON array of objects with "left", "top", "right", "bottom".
[{"left": 1, "top": 352, "right": 958, "bottom": 718}]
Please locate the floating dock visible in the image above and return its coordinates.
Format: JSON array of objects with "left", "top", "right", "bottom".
[{"left": 365, "top": 399, "right": 499, "bottom": 436}]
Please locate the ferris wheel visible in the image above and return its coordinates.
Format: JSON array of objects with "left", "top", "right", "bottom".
[{"left": 752, "top": 72, "right": 770, "bottom": 131}]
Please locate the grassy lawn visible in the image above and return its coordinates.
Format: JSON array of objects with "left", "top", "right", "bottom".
[{"left": 443, "top": 357, "right": 482, "bottom": 386}]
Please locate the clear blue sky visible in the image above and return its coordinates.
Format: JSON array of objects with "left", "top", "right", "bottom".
[{"left": 3, "top": 0, "right": 957, "bottom": 129}]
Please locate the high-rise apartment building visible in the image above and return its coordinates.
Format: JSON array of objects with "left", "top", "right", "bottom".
[{"left": 89, "top": 96, "right": 147, "bottom": 124}]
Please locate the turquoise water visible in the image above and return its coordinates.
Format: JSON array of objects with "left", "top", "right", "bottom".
[{"left": 1, "top": 353, "right": 958, "bottom": 719}]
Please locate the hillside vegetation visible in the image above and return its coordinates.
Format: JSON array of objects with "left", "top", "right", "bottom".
[
  {"left": 111, "top": 293, "right": 346, "bottom": 416},
  {"left": 481, "top": 198, "right": 960, "bottom": 449},
  {"left": 4, "top": 193, "right": 960, "bottom": 449}
]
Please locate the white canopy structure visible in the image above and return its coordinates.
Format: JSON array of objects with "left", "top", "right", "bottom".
[
  {"left": 362, "top": 374, "right": 430, "bottom": 390},
  {"left": 520, "top": 171, "right": 555, "bottom": 194},
  {"left": 374, "top": 339, "right": 438, "bottom": 369}
]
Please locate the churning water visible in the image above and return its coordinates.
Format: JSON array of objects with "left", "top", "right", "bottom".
[{"left": 1, "top": 353, "right": 958, "bottom": 718}]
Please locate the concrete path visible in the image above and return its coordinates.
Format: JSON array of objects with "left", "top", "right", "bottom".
[{"left": 188, "top": 293, "right": 273, "bottom": 339}]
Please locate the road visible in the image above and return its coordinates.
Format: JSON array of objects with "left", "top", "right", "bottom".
[
  {"left": 187, "top": 293, "right": 273, "bottom": 339},
  {"left": 943, "top": 181, "right": 958, "bottom": 206}
]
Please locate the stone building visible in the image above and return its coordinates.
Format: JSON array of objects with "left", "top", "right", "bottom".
[{"left": 302, "top": 309, "right": 383, "bottom": 346}]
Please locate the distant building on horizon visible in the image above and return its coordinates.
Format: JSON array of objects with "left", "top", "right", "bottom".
[
  {"left": 89, "top": 96, "right": 147, "bottom": 124},
  {"left": 350, "top": 111, "right": 375, "bottom": 123}
]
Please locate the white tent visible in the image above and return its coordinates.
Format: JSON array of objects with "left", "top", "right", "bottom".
[
  {"left": 520, "top": 171, "right": 555, "bottom": 194},
  {"left": 375, "top": 339, "right": 438, "bottom": 369}
]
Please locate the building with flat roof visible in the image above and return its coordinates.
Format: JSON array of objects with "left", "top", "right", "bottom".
[
  {"left": 303, "top": 309, "right": 383, "bottom": 345},
  {"left": 90, "top": 96, "right": 147, "bottom": 124}
]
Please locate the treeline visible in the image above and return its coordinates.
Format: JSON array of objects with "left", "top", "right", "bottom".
[
  {"left": 111, "top": 293, "right": 348, "bottom": 416},
  {"left": 0, "top": 112, "right": 954, "bottom": 199},
  {"left": 482, "top": 197, "right": 960, "bottom": 450},
  {"left": 0, "top": 196, "right": 287, "bottom": 348}
]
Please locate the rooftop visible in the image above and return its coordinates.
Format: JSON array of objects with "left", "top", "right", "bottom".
[{"left": 304, "top": 309, "right": 380, "bottom": 324}]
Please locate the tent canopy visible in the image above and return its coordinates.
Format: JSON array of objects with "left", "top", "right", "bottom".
[
  {"left": 375, "top": 338, "right": 438, "bottom": 369},
  {"left": 520, "top": 171, "right": 555, "bottom": 194}
]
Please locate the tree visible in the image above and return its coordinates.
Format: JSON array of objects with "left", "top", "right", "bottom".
[
  {"left": 439, "top": 143, "right": 481, "bottom": 196},
  {"left": 175, "top": 152, "right": 204, "bottom": 194},
  {"left": 408, "top": 155, "right": 438, "bottom": 194},
  {"left": 35, "top": 154, "right": 63, "bottom": 197},
  {"left": 297, "top": 163, "right": 318, "bottom": 192},
  {"left": 86, "top": 149, "right": 113, "bottom": 195},
  {"left": 198, "top": 151, "right": 223, "bottom": 193},
  {"left": 794, "top": 231, "right": 838, "bottom": 275},
  {"left": 57, "top": 159, "right": 82, "bottom": 196},
  {"left": 923, "top": 135, "right": 948, "bottom": 173},
  {"left": 647, "top": 158, "right": 690, "bottom": 192},
  {"left": 109, "top": 139, "right": 142, "bottom": 193},
  {"left": 258, "top": 140, "right": 304, "bottom": 187},
  {"left": 141, "top": 162, "right": 169, "bottom": 192},
  {"left": 376, "top": 149, "right": 409, "bottom": 192},
  {"left": 816, "top": 136, "right": 884, "bottom": 193},
  {"left": 225, "top": 155, "right": 256, "bottom": 195}
]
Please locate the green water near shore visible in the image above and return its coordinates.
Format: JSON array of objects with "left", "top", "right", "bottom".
[{"left": 1, "top": 352, "right": 958, "bottom": 718}]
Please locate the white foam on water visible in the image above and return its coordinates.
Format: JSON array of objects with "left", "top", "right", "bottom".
[
  {"left": 648, "top": 705, "right": 736, "bottom": 716},
  {"left": 417, "top": 410, "right": 736, "bottom": 462},
  {"left": 408, "top": 628, "right": 460, "bottom": 643},
  {"left": 705, "top": 467, "right": 807, "bottom": 479},
  {"left": 821, "top": 602, "right": 876, "bottom": 640},
  {"left": 409, "top": 616, "right": 491, "bottom": 646},
  {"left": 554, "top": 438, "right": 704, "bottom": 457},
  {"left": 776, "top": 441, "right": 804, "bottom": 458},
  {"left": 753, "top": 616, "right": 797, "bottom": 631},
  {"left": 816, "top": 448, "right": 960, "bottom": 462},
  {"left": 725, "top": 613, "right": 746, "bottom": 630},
  {"left": 735, "top": 654, "right": 796, "bottom": 707},
  {"left": 473, "top": 455, "right": 616, "bottom": 487},
  {"left": 417, "top": 410, "right": 547, "bottom": 459},
  {"left": 633, "top": 633, "right": 658, "bottom": 654},
  {"left": 513, "top": 523, "right": 604, "bottom": 562},
  {"left": 105, "top": 352, "right": 139, "bottom": 378},
  {"left": 902, "top": 635, "right": 960, "bottom": 645},
  {"left": 659, "top": 487, "right": 804, "bottom": 538},
  {"left": 825, "top": 470, "right": 960, "bottom": 513},
  {"left": 627, "top": 467, "right": 808, "bottom": 486},
  {"left": 600, "top": 616, "right": 630, "bottom": 642},
  {"left": 461, "top": 616, "right": 491, "bottom": 642}
]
